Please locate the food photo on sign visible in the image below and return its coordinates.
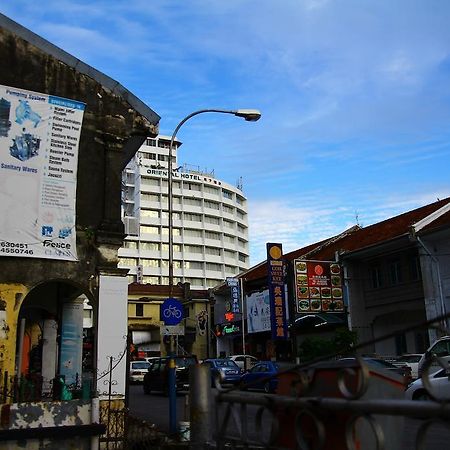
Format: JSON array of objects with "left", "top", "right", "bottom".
[{"left": 294, "top": 260, "right": 344, "bottom": 313}]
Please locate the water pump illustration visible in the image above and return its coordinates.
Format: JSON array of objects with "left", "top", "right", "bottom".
[
  {"left": 10, "top": 132, "right": 40, "bottom": 161},
  {"left": 15, "top": 99, "right": 41, "bottom": 127}
]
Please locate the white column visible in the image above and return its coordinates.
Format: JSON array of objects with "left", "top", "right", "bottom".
[
  {"left": 41, "top": 318, "right": 58, "bottom": 393},
  {"left": 97, "top": 275, "right": 128, "bottom": 398},
  {"left": 59, "top": 298, "right": 84, "bottom": 386}
]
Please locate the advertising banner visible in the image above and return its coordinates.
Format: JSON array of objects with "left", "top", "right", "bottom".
[
  {"left": 266, "top": 243, "right": 288, "bottom": 340},
  {"left": 294, "top": 260, "right": 344, "bottom": 313},
  {"left": 0, "top": 84, "right": 85, "bottom": 261},
  {"left": 246, "top": 290, "right": 271, "bottom": 334}
]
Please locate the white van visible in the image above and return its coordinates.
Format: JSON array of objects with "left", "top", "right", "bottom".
[{"left": 417, "top": 336, "right": 450, "bottom": 377}]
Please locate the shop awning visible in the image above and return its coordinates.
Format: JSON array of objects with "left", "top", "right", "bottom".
[{"left": 292, "top": 313, "right": 345, "bottom": 329}]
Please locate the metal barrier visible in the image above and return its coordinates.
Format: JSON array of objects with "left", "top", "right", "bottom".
[{"left": 206, "top": 315, "right": 450, "bottom": 450}]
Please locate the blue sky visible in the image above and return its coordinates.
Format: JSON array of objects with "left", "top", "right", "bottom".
[{"left": 3, "top": 1, "right": 450, "bottom": 265}]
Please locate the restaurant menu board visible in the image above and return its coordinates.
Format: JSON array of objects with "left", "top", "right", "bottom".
[{"left": 294, "top": 260, "right": 344, "bottom": 313}]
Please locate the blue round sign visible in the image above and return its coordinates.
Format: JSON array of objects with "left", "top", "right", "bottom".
[{"left": 161, "top": 297, "right": 184, "bottom": 325}]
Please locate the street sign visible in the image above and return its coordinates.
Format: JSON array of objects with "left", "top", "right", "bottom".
[
  {"left": 160, "top": 324, "right": 185, "bottom": 336},
  {"left": 161, "top": 297, "right": 184, "bottom": 325}
]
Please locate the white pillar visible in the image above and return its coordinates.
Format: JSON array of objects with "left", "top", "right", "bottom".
[
  {"left": 41, "top": 318, "right": 58, "bottom": 393},
  {"left": 97, "top": 275, "right": 128, "bottom": 398},
  {"left": 59, "top": 298, "right": 84, "bottom": 386}
]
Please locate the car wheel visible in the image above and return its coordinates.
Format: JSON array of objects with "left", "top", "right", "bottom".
[
  {"left": 213, "top": 374, "right": 221, "bottom": 388},
  {"left": 413, "top": 390, "right": 430, "bottom": 401},
  {"left": 263, "top": 382, "right": 271, "bottom": 394}
]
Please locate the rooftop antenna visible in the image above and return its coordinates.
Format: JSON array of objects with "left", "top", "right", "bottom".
[{"left": 237, "top": 176, "right": 243, "bottom": 190}]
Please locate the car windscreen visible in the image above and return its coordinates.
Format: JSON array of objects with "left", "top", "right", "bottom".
[
  {"left": 131, "top": 362, "right": 150, "bottom": 369},
  {"left": 398, "top": 355, "right": 422, "bottom": 363},
  {"left": 215, "top": 360, "right": 238, "bottom": 368},
  {"left": 175, "top": 357, "right": 196, "bottom": 368}
]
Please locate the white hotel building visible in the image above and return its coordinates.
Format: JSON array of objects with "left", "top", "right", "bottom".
[{"left": 118, "top": 135, "right": 250, "bottom": 289}]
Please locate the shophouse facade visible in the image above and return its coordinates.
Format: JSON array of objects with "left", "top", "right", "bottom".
[{"left": 211, "top": 198, "right": 450, "bottom": 361}]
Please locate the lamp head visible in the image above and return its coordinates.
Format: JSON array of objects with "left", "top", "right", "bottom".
[{"left": 233, "top": 109, "right": 262, "bottom": 122}]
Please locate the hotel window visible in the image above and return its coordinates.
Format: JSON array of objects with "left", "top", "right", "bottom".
[
  {"left": 122, "top": 241, "right": 137, "bottom": 249},
  {"left": 205, "top": 231, "right": 220, "bottom": 240},
  {"left": 145, "top": 139, "right": 157, "bottom": 147},
  {"left": 161, "top": 227, "right": 181, "bottom": 236},
  {"left": 141, "top": 193, "right": 160, "bottom": 202},
  {"left": 204, "top": 186, "right": 219, "bottom": 195},
  {"left": 236, "top": 210, "right": 245, "bottom": 220},
  {"left": 161, "top": 243, "right": 181, "bottom": 252},
  {"left": 161, "top": 260, "right": 182, "bottom": 269},
  {"left": 225, "top": 265, "right": 238, "bottom": 274},
  {"left": 205, "top": 279, "right": 222, "bottom": 288},
  {"left": 119, "top": 257, "right": 137, "bottom": 266},
  {"left": 236, "top": 196, "right": 244, "bottom": 205},
  {"left": 237, "top": 224, "right": 246, "bottom": 233},
  {"left": 223, "top": 219, "right": 234, "bottom": 229},
  {"left": 136, "top": 303, "right": 144, "bottom": 317},
  {"left": 183, "top": 197, "right": 202, "bottom": 207},
  {"left": 223, "top": 205, "right": 234, "bottom": 214},
  {"left": 370, "top": 265, "right": 383, "bottom": 289},
  {"left": 140, "top": 242, "right": 160, "bottom": 251},
  {"left": 142, "top": 259, "right": 160, "bottom": 267},
  {"left": 205, "top": 200, "right": 220, "bottom": 210},
  {"left": 222, "top": 189, "right": 233, "bottom": 200},
  {"left": 184, "top": 182, "right": 201, "bottom": 191},
  {"left": 161, "top": 211, "right": 181, "bottom": 220},
  {"left": 143, "top": 275, "right": 159, "bottom": 284},
  {"left": 184, "top": 213, "right": 202, "bottom": 222},
  {"left": 140, "top": 225, "right": 159, "bottom": 235},
  {"left": 224, "top": 234, "right": 235, "bottom": 244},
  {"left": 224, "top": 249, "right": 236, "bottom": 259},
  {"left": 158, "top": 154, "right": 167, "bottom": 161},
  {"left": 205, "top": 215, "right": 220, "bottom": 225},
  {"left": 184, "top": 228, "right": 202, "bottom": 238},
  {"left": 184, "top": 245, "right": 203, "bottom": 254},
  {"left": 141, "top": 177, "right": 159, "bottom": 186},
  {"left": 205, "top": 247, "right": 221, "bottom": 256},
  {"left": 184, "top": 261, "right": 203, "bottom": 270},
  {"left": 206, "top": 262, "right": 222, "bottom": 272},
  {"left": 238, "top": 253, "right": 247, "bottom": 263},
  {"left": 388, "top": 259, "right": 402, "bottom": 285},
  {"left": 141, "top": 209, "right": 160, "bottom": 218}
]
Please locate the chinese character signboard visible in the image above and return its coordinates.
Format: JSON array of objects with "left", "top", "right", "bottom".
[
  {"left": 226, "top": 277, "right": 241, "bottom": 313},
  {"left": 266, "top": 243, "right": 288, "bottom": 340},
  {"left": 0, "top": 84, "right": 85, "bottom": 261},
  {"left": 294, "top": 260, "right": 344, "bottom": 313}
]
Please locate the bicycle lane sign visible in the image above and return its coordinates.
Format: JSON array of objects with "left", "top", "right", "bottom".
[{"left": 161, "top": 297, "right": 184, "bottom": 326}]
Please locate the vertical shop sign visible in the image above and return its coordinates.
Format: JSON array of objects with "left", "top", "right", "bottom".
[
  {"left": 266, "top": 243, "right": 288, "bottom": 340},
  {"left": 226, "top": 277, "right": 241, "bottom": 313}
]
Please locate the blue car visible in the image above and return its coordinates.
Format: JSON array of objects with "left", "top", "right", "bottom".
[
  {"left": 201, "top": 358, "right": 242, "bottom": 387},
  {"left": 240, "top": 361, "right": 295, "bottom": 393}
]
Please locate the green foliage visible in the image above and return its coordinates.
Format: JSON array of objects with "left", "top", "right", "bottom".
[{"left": 298, "top": 327, "right": 358, "bottom": 363}]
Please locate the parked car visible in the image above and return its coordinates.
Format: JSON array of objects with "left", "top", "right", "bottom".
[
  {"left": 228, "top": 354, "right": 258, "bottom": 370},
  {"left": 239, "top": 361, "right": 295, "bottom": 393},
  {"left": 405, "top": 368, "right": 450, "bottom": 400},
  {"left": 418, "top": 336, "right": 450, "bottom": 377},
  {"left": 340, "top": 357, "right": 412, "bottom": 386},
  {"left": 143, "top": 355, "right": 197, "bottom": 394},
  {"left": 201, "top": 358, "right": 242, "bottom": 387},
  {"left": 391, "top": 354, "right": 423, "bottom": 379},
  {"left": 129, "top": 360, "right": 151, "bottom": 384}
]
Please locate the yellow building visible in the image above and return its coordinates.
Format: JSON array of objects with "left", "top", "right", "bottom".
[{"left": 128, "top": 283, "right": 211, "bottom": 360}]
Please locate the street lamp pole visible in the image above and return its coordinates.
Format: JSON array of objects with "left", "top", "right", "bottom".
[
  {"left": 167, "top": 108, "right": 261, "bottom": 298},
  {"left": 166, "top": 108, "right": 260, "bottom": 437}
]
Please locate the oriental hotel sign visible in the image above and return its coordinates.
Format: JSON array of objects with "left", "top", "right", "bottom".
[{"left": 143, "top": 167, "right": 223, "bottom": 187}]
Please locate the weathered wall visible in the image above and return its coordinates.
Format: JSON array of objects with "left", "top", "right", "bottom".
[{"left": 0, "top": 23, "right": 158, "bottom": 290}]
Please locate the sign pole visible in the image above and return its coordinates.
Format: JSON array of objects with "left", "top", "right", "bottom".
[{"left": 240, "top": 278, "right": 246, "bottom": 364}]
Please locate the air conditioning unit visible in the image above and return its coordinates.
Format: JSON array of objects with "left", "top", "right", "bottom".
[{"left": 124, "top": 217, "right": 139, "bottom": 236}]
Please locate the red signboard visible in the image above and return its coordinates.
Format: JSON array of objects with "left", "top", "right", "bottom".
[{"left": 294, "top": 260, "right": 344, "bottom": 313}]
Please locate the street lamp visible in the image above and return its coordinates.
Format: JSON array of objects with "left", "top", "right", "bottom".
[{"left": 167, "top": 108, "right": 261, "bottom": 297}]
